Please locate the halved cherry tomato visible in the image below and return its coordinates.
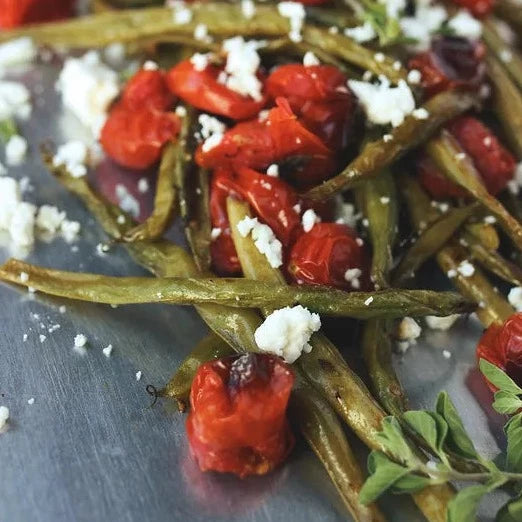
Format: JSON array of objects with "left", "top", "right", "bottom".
[
  {"left": 187, "top": 353, "right": 295, "bottom": 478},
  {"left": 0, "top": 0, "right": 73, "bottom": 28},
  {"left": 477, "top": 313, "right": 522, "bottom": 392},
  {"left": 266, "top": 64, "right": 354, "bottom": 150},
  {"left": 196, "top": 97, "right": 331, "bottom": 172},
  {"left": 121, "top": 69, "right": 175, "bottom": 112},
  {"left": 288, "top": 223, "right": 368, "bottom": 290},
  {"left": 447, "top": 116, "right": 516, "bottom": 196},
  {"left": 450, "top": 0, "right": 495, "bottom": 18},
  {"left": 408, "top": 37, "right": 485, "bottom": 98},
  {"left": 101, "top": 105, "right": 180, "bottom": 169},
  {"left": 167, "top": 59, "right": 267, "bottom": 121},
  {"left": 417, "top": 155, "right": 468, "bottom": 199}
]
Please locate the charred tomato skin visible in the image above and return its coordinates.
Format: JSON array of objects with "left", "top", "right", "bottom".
[{"left": 187, "top": 353, "right": 295, "bottom": 478}]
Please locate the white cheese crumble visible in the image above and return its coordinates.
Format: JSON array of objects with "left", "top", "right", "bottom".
[
  {"left": 74, "top": 334, "right": 88, "bottom": 348},
  {"left": 380, "top": 196, "right": 390, "bottom": 204},
  {"left": 57, "top": 51, "right": 119, "bottom": 138},
  {"left": 383, "top": 133, "right": 393, "bottom": 143},
  {"left": 6, "top": 134, "right": 27, "bottom": 166},
  {"left": 508, "top": 287, "right": 522, "bottom": 311},
  {"left": 27, "top": 398, "right": 35, "bottom": 405},
  {"left": 278, "top": 2, "right": 306, "bottom": 43},
  {"left": 138, "top": 177, "right": 149, "bottom": 193},
  {"left": 136, "top": 370, "right": 142, "bottom": 381},
  {"left": 301, "top": 208, "right": 320, "bottom": 232},
  {"left": 103, "top": 344, "right": 114, "bottom": 358},
  {"left": 334, "top": 200, "right": 358, "bottom": 227},
  {"left": 53, "top": 140, "right": 89, "bottom": 178},
  {"left": 20, "top": 271, "right": 29, "bottom": 283},
  {"left": 115, "top": 184, "right": 140, "bottom": 218},
  {"left": 210, "top": 227, "right": 222, "bottom": 240},
  {"left": 254, "top": 305, "right": 321, "bottom": 363},
  {"left": 347, "top": 77, "right": 415, "bottom": 127},
  {"left": 0, "top": 406, "right": 9, "bottom": 432},
  {"left": 344, "top": 267, "right": 362, "bottom": 289},
  {"left": 36, "top": 205, "right": 66, "bottom": 234},
  {"left": 500, "top": 49, "right": 513, "bottom": 63},
  {"left": 364, "top": 296, "right": 374, "bottom": 306},
  {"left": 266, "top": 164, "right": 279, "bottom": 177},
  {"left": 412, "top": 108, "right": 429, "bottom": 120},
  {"left": 447, "top": 268, "right": 457, "bottom": 278},
  {"left": 484, "top": 215, "right": 496, "bottom": 224},
  {"left": 190, "top": 52, "right": 211, "bottom": 72},
  {"left": 381, "top": 0, "right": 406, "bottom": 18},
  {"left": 0, "top": 81, "right": 31, "bottom": 121},
  {"left": 0, "top": 176, "right": 21, "bottom": 229},
  {"left": 303, "top": 51, "right": 320, "bottom": 67},
  {"left": 236, "top": 216, "right": 283, "bottom": 268},
  {"left": 199, "top": 113, "right": 226, "bottom": 152},
  {"left": 175, "top": 105, "right": 187, "bottom": 118},
  {"left": 374, "top": 52, "right": 385, "bottom": 63},
  {"left": 400, "top": 3, "right": 448, "bottom": 51},
  {"left": 344, "top": 22, "right": 376, "bottom": 43},
  {"left": 397, "top": 317, "right": 422, "bottom": 342},
  {"left": 0, "top": 37, "right": 36, "bottom": 70},
  {"left": 507, "top": 162, "right": 522, "bottom": 195},
  {"left": 241, "top": 0, "right": 256, "bottom": 19},
  {"left": 104, "top": 42, "right": 126, "bottom": 66},
  {"left": 448, "top": 10, "right": 482, "bottom": 40},
  {"left": 457, "top": 260, "right": 475, "bottom": 277},
  {"left": 407, "top": 69, "right": 422, "bottom": 85},
  {"left": 61, "top": 220, "right": 81, "bottom": 243},
  {"left": 9, "top": 201, "right": 36, "bottom": 246},
  {"left": 170, "top": 0, "right": 193, "bottom": 24},
  {"left": 425, "top": 314, "right": 460, "bottom": 330},
  {"left": 143, "top": 60, "right": 158, "bottom": 71},
  {"left": 442, "top": 350, "right": 452, "bottom": 359},
  {"left": 194, "top": 23, "right": 210, "bottom": 42},
  {"left": 59, "top": 305, "right": 67, "bottom": 314}
]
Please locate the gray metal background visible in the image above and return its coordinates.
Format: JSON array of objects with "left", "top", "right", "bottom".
[{"left": 0, "top": 57, "right": 510, "bottom": 522}]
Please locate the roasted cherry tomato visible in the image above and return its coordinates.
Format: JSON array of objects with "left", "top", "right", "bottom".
[
  {"left": 266, "top": 64, "right": 354, "bottom": 150},
  {"left": 450, "top": 0, "right": 495, "bottom": 18},
  {"left": 288, "top": 223, "right": 368, "bottom": 290},
  {"left": 417, "top": 155, "right": 468, "bottom": 199},
  {"left": 101, "top": 105, "right": 180, "bottom": 169},
  {"left": 447, "top": 116, "right": 516, "bottom": 196},
  {"left": 408, "top": 37, "right": 486, "bottom": 98},
  {"left": 0, "top": 0, "right": 73, "bottom": 28},
  {"left": 215, "top": 167, "right": 302, "bottom": 247},
  {"left": 187, "top": 353, "right": 295, "bottom": 478},
  {"left": 477, "top": 313, "right": 522, "bottom": 392},
  {"left": 167, "top": 59, "right": 267, "bottom": 121},
  {"left": 209, "top": 171, "right": 242, "bottom": 275},
  {"left": 121, "top": 68, "right": 175, "bottom": 112},
  {"left": 196, "top": 97, "right": 331, "bottom": 173}
]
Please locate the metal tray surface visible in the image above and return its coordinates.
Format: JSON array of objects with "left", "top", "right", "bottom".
[{"left": 0, "top": 57, "right": 510, "bottom": 522}]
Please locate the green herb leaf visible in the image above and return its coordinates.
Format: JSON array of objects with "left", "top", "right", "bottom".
[
  {"left": 447, "top": 484, "right": 489, "bottom": 522},
  {"left": 496, "top": 493, "right": 522, "bottom": 522},
  {"left": 359, "top": 451, "right": 410, "bottom": 504},
  {"left": 391, "top": 473, "right": 435, "bottom": 494},
  {"left": 403, "top": 410, "right": 448, "bottom": 458},
  {"left": 436, "top": 391, "right": 478, "bottom": 459},
  {"left": 492, "top": 391, "right": 522, "bottom": 415},
  {"left": 374, "top": 416, "right": 415, "bottom": 465},
  {"left": 506, "top": 413, "right": 522, "bottom": 473},
  {"left": 0, "top": 118, "right": 18, "bottom": 143},
  {"left": 480, "top": 359, "right": 522, "bottom": 396}
]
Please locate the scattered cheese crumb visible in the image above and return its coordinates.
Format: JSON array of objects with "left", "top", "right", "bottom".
[
  {"left": 171, "top": 0, "right": 193, "bottom": 24},
  {"left": 236, "top": 216, "right": 283, "bottom": 268},
  {"left": 448, "top": 10, "right": 482, "bottom": 40},
  {"left": 0, "top": 406, "right": 9, "bottom": 432},
  {"left": 344, "top": 268, "right": 361, "bottom": 289},
  {"left": 241, "top": 0, "right": 256, "bottom": 19},
  {"left": 383, "top": 133, "right": 393, "bottom": 143},
  {"left": 380, "top": 196, "right": 390, "bottom": 204},
  {"left": 143, "top": 60, "right": 158, "bottom": 71},
  {"left": 301, "top": 208, "right": 320, "bottom": 233},
  {"left": 442, "top": 350, "right": 452, "bottom": 359},
  {"left": 9, "top": 201, "right": 36, "bottom": 246},
  {"left": 74, "top": 334, "right": 87, "bottom": 348},
  {"left": 27, "top": 397, "right": 35, "bottom": 405},
  {"left": 500, "top": 48, "right": 513, "bottom": 63},
  {"left": 0, "top": 81, "right": 32, "bottom": 121},
  {"left": 266, "top": 164, "right": 279, "bottom": 177},
  {"left": 407, "top": 69, "right": 422, "bottom": 84},
  {"left": 0, "top": 37, "right": 36, "bottom": 69},
  {"left": 457, "top": 260, "right": 475, "bottom": 277},
  {"left": 104, "top": 42, "right": 126, "bottom": 66},
  {"left": 374, "top": 52, "right": 385, "bottom": 63},
  {"left": 136, "top": 370, "right": 142, "bottom": 381},
  {"left": 397, "top": 317, "right": 422, "bottom": 342},
  {"left": 138, "top": 177, "right": 149, "bottom": 193},
  {"left": 400, "top": 3, "right": 448, "bottom": 51},
  {"left": 343, "top": 22, "right": 376, "bottom": 43},
  {"left": 23, "top": 333, "right": 28, "bottom": 341},
  {"left": 20, "top": 271, "right": 29, "bottom": 283},
  {"left": 175, "top": 105, "right": 187, "bottom": 118},
  {"left": 447, "top": 268, "right": 457, "bottom": 278},
  {"left": 36, "top": 205, "right": 66, "bottom": 234},
  {"left": 194, "top": 23, "right": 210, "bottom": 42},
  {"left": 190, "top": 52, "right": 211, "bottom": 72},
  {"left": 508, "top": 287, "right": 522, "bottom": 311},
  {"left": 52, "top": 140, "right": 88, "bottom": 178},
  {"left": 61, "top": 219, "right": 81, "bottom": 243},
  {"left": 278, "top": 2, "right": 306, "bottom": 43},
  {"left": 484, "top": 215, "right": 496, "bottom": 224},
  {"left": 59, "top": 305, "right": 67, "bottom": 314},
  {"left": 364, "top": 296, "right": 374, "bottom": 306},
  {"left": 115, "top": 184, "right": 140, "bottom": 218},
  {"left": 254, "top": 305, "right": 321, "bottom": 363},
  {"left": 199, "top": 113, "right": 226, "bottom": 152},
  {"left": 303, "top": 51, "right": 320, "bottom": 67},
  {"left": 6, "top": 134, "right": 27, "bottom": 166},
  {"left": 210, "top": 227, "right": 222, "bottom": 240},
  {"left": 412, "top": 108, "right": 429, "bottom": 120},
  {"left": 425, "top": 314, "right": 460, "bottom": 330},
  {"left": 103, "top": 344, "right": 114, "bottom": 358},
  {"left": 39, "top": 334, "right": 46, "bottom": 343}
]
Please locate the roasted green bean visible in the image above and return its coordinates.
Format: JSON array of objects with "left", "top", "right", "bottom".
[
  {"left": 305, "top": 90, "right": 477, "bottom": 201},
  {"left": 495, "top": 0, "right": 522, "bottom": 32}
]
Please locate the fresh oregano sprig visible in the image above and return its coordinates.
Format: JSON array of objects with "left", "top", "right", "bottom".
[{"left": 359, "top": 360, "right": 522, "bottom": 520}]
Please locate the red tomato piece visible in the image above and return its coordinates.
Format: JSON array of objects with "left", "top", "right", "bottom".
[
  {"left": 408, "top": 37, "right": 485, "bottom": 98},
  {"left": 101, "top": 105, "right": 180, "bottom": 169},
  {"left": 187, "top": 353, "right": 295, "bottom": 478},
  {"left": 266, "top": 64, "right": 354, "bottom": 150},
  {"left": 450, "top": 0, "right": 495, "bottom": 18},
  {"left": 477, "top": 313, "right": 522, "bottom": 392},
  {"left": 447, "top": 116, "right": 516, "bottom": 196},
  {"left": 195, "top": 97, "right": 331, "bottom": 172},
  {"left": 0, "top": 0, "right": 73, "bottom": 28},
  {"left": 288, "top": 223, "right": 368, "bottom": 290},
  {"left": 417, "top": 155, "right": 468, "bottom": 199},
  {"left": 167, "top": 59, "right": 267, "bottom": 121},
  {"left": 121, "top": 69, "right": 175, "bottom": 112}
]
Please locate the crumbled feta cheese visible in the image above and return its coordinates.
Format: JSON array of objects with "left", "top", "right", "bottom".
[
  {"left": 508, "top": 287, "right": 522, "bottom": 311},
  {"left": 302, "top": 208, "right": 320, "bottom": 232},
  {"left": 138, "top": 177, "right": 149, "bottom": 194},
  {"left": 53, "top": 140, "right": 89, "bottom": 178},
  {"left": 61, "top": 219, "right": 81, "bottom": 243},
  {"left": 210, "top": 227, "right": 222, "bottom": 240},
  {"left": 59, "top": 305, "right": 67, "bottom": 314},
  {"left": 344, "top": 22, "right": 376, "bottom": 43},
  {"left": 171, "top": 0, "right": 193, "bottom": 24},
  {"left": 362, "top": 70, "right": 373, "bottom": 82},
  {"left": 412, "top": 108, "right": 429, "bottom": 120},
  {"left": 455, "top": 152, "right": 467, "bottom": 161},
  {"left": 57, "top": 51, "right": 119, "bottom": 138},
  {"left": 103, "top": 344, "right": 114, "bottom": 358},
  {"left": 194, "top": 23, "right": 210, "bottom": 42},
  {"left": 380, "top": 0, "right": 406, "bottom": 18},
  {"left": 442, "top": 350, "right": 452, "bottom": 359},
  {"left": 0, "top": 406, "right": 9, "bottom": 431},
  {"left": 457, "top": 260, "right": 475, "bottom": 277},
  {"left": 9, "top": 201, "right": 35, "bottom": 246},
  {"left": 400, "top": 3, "right": 448, "bottom": 51},
  {"left": 407, "top": 69, "right": 422, "bottom": 85},
  {"left": 136, "top": 370, "right": 142, "bottom": 381},
  {"left": 380, "top": 196, "right": 390, "bottom": 204},
  {"left": 190, "top": 52, "right": 211, "bottom": 72},
  {"left": 0, "top": 176, "right": 21, "bottom": 229},
  {"left": 397, "top": 317, "right": 422, "bottom": 341},
  {"left": 175, "top": 106, "right": 187, "bottom": 119},
  {"left": 278, "top": 2, "right": 306, "bottom": 43},
  {"left": 0, "top": 81, "right": 31, "bottom": 120},
  {"left": 393, "top": 61, "right": 402, "bottom": 71},
  {"left": 334, "top": 200, "right": 357, "bottom": 227},
  {"left": 348, "top": 77, "right": 415, "bottom": 127},
  {"left": 74, "top": 334, "right": 87, "bottom": 348},
  {"left": 484, "top": 215, "right": 496, "bottom": 224},
  {"left": 27, "top": 397, "right": 35, "bottom": 405},
  {"left": 328, "top": 26, "right": 339, "bottom": 34},
  {"left": 36, "top": 205, "right": 66, "bottom": 234},
  {"left": 266, "top": 164, "right": 279, "bottom": 177},
  {"left": 20, "top": 271, "right": 29, "bottom": 283},
  {"left": 374, "top": 52, "right": 385, "bottom": 63},
  {"left": 241, "top": 0, "right": 256, "bottom": 19},
  {"left": 383, "top": 133, "right": 393, "bottom": 143},
  {"left": 254, "top": 305, "right": 321, "bottom": 363},
  {"left": 447, "top": 268, "right": 457, "bottom": 278},
  {"left": 143, "top": 60, "right": 158, "bottom": 71},
  {"left": 303, "top": 51, "right": 320, "bottom": 67},
  {"left": 507, "top": 162, "right": 522, "bottom": 195},
  {"left": 500, "top": 49, "right": 513, "bottom": 63},
  {"left": 39, "top": 334, "right": 47, "bottom": 343},
  {"left": 0, "top": 37, "right": 36, "bottom": 69},
  {"left": 115, "top": 184, "right": 140, "bottom": 218},
  {"left": 199, "top": 113, "right": 226, "bottom": 152},
  {"left": 344, "top": 267, "right": 362, "bottom": 289},
  {"left": 448, "top": 10, "right": 482, "bottom": 40},
  {"left": 236, "top": 216, "right": 283, "bottom": 268},
  {"left": 425, "top": 314, "right": 460, "bottom": 330},
  {"left": 221, "top": 37, "right": 264, "bottom": 101},
  {"left": 364, "top": 296, "right": 374, "bottom": 306},
  {"left": 293, "top": 203, "right": 302, "bottom": 215},
  {"left": 6, "top": 134, "right": 27, "bottom": 165},
  {"left": 492, "top": 19, "right": 516, "bottom": 45},
  {"left": 104, "top": 42, "right": 126, "bottom": 66}
]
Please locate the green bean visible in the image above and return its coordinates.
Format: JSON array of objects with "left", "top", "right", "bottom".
[
  {"left": 305, "top": 89, "right": 477, "bottom": 201},
  {"left": 425, "top": 131, "right": 522, "bottom": 253},
  {"left": 486, "top": 53, "right": 522, "bottom": 158},
  {"left": 494, "top": 0, "right": 522, "bottom": 32},
  {"left": 465, "top": 220, "right": 500, "bottom": 251},
  {"left": 305, "top": 7, "right": 358, "bottom": 29},
  {"left": 401, "top": 176, "right": 514, "bottom": 327},
  {"left": 392, "top": 204, "right": 478, "bottom": 287},
  {"left": 227, "top": 197, "right": 454, "bottom": 522}
]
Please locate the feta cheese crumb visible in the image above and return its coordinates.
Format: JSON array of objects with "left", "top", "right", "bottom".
[
  {"left": 457, "top": 260, "right": 475, "bottom": 277},
  {"left": 508, "top": 287, "right": 522, "bottom": 311},
  {"left": 199, "top": 113, "right": 226, "bottom": 152},
  {"left": 348, "top": 77, "right": 415, "bottom": 127},
  {"left": 500, "top": 49, "right": 513, "bottom": 63},
  {"left": 397, "top": 317, "right": 422, "bottom": 341},
  {"left": 6, "top": 134, "right": 27, "bottom": 165},
  {"left": 210, "top": 227, "right": 222, "bottom": 240},
  {"left": 115, "top": 184, "right": 140, "bottom": 218},
  {"left": 407, "top": 69, "right": 422, "bottom": 85},
  {"left": 343, "top": 22, "right": 376, "bottom": 43},
  {"left": 293, "top": 203, "right": 302, "bottom": 215},
  {"left": 190, "top": 52, "right": 211, "bottom": 72},
  {"left": 59, "top": 305, "right": 67, "bottom": 314},
  {"left": 412, "top": 108, "right": 429, "bottom": 120},
  {"left": 23, "top": 333, "right": 28, "bottom": 341},
  {"left": 74, "top": 334, "right": 88, "bottom": 348},
  {"left": 278, "top": 2, "right": 306, "bottom": 43},
  {"left": 448, "top": 10, "right": 482, "bottom": 40},
  {"left": 236, "top": 216, "right": 283, "bottom": 268},
  {"left": 138, "top": 177, "right": 149, "bottom": 193},
  {"left": 380, "top": 196, "right": 390, "bottom": 204},
  {"left": 20, "top": 271, "right": 29, "bottom": 283},
  {"left": 0, "top": 81, "right": 31, "bottom": 121},
  {"left": 39, "top": 334, "right": 47, "bottom": 343},
  {"left": 61, "top": 219, "right": 81, "bottom": 243},
  {"left": 374, "top": 52, "right": 385, "bottom": 63},
  {"left": 194, "top": 23, "right": 210, "bottom": 42},
  {"left": 301, "top": 208, "right": 320, "bottom": 232},
  {"left": 425, "top": 314, "right": 460, "bottom": 330},
  {"left": 0, "top": 37, "right": 36, "bottom": 69},
  {"left": 344, "top": 267, "right": 362, "bottom": 289},
  {"left": 507, "top": 162, "right": 522, "bottom": 195},
  {"left": 171, "top": 1, "right": 193, "bottom": 24},
  {"left": 254, "top": 305, "right": 321, "bottom": 363},
  {"left": 27, "top": 397, "right": 35, "bottom": 405},
  {"left": 303, "top": 51, "right": 320, "bottom": 67},
  {"left": 400, "top": 4, "right": 448, "bottom": 51},
  {"left": 241, "top": 0, "right": 256, "bottom": 19},
  {"left": 364, "top": 296, "right": 374, "bottom": 306},
  {"left": 0, "top": 406, "right": 9, "bottom": 431},
  {"left": 104, "top": 42, "right": 126, "bottom": 66},
  {"left": 9, "top": 201, "right": 36, "bottom": 246},
  {"left": 266, "top": 164, "right": 279, "bottom": 177},
  {"left": 442, "top": 350, "right": 452, "bottom": 359},
  {"left": 52, "top": 140, "right": 88, "bottom": 178},
  {"left": 484, "top": 215, "right": 496, "bottom": 224},
  {"left": 447, "top": 268, "right": 457, "bottom": 278},
  {"left": 102, "top": 344, "right": 114, "bottom": 358},
  {"left": 136, "top": 370, "right": 142, "bottom": 381},
  {"left": 36, "top": 205, "right": 66, "bottom": 234},
  {"left": 175, "top": 105, "right": 187, "bottom": 118},
  {"left": 383, "top": 133, "right": 393, "bottom": 143},
  {"left": 143, "top": 60, "right": 158, "bottom": 71}
]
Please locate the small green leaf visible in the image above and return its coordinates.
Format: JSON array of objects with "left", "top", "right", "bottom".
[
  {"left": 492, "top": 391, "right": 522, "bottom": 415},
  {"left": 0, "top": 118, "right": 17, "bottom": 143},
  {"left": 359, "top": 451, "right": 410, "bottom": 505},
  {"left": 447, "top": 484, "right": 489, "bottom": 522},
  {"left": 436, "top": 391, "right": 477, "bottom": 459},
  {"left": 479, "top": 359, "right": 522, "bottom": 396},
  {"left": 374, "top": 416, "right": 415, "bottom": 465},
  {"left": 391, "top": 473, "right": 434, "bottom": 494},
  {"left": 496, "top": 493, "right": 522, "bottom": 522},
  {"left": 403, "top": 410, "right": 448, "bottom": 458},
  {"left": 506, "top": 415, "right": 522, "bottom": 473}
]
